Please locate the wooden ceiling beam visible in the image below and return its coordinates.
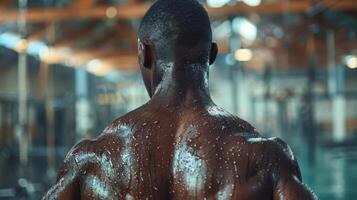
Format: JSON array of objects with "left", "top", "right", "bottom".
[
  {"left": 38, "top": 46, "right": 138, "bottom": 72},
  {"left": 0, "top": 0, "right": 15, "bottom": 10},
  {"left": 87, "top": 22, "right": 137, "bottom": 49},
  {"left": 1, "top": 1, "right": 357, "bottom": 23},
  {"left": 28, "top": 25, "right": 48, "bottom": 40},
  {"left": 71, "top": 0, "right": 97, "bottom": 9},
  {"left": 0, "top": 3, "right": 149, "bottom": 23},
  {"left": 54, "top": 23, "right": 99, "bottom": 47}
]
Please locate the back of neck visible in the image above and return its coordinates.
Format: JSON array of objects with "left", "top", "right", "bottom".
[{"left": 150, "top": 62, "right": 213, "bottom": 107}]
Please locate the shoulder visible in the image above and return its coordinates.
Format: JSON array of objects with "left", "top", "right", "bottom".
[
  {"left": 66, "top": 139, "right": 93, "bottom": 157},
  {"left": 266, "top": 137, "right": 296, "bottom": 163},
  {"left": 63, "top": 139, "right": 96, "bottom": 170},
  {"left": 265, "top": 137, "right": 302, "bottom": 180},
  {"left": 67, "top": 112, "right": 137, "bottom": 161},
  {"left": 241, "top": 134, "right": 296, "bottom": 163},
  {"left": 234, "top": 134, "right": 301, "bottom": 178},
  {"left": 64, "top": 133, "right": 123, "bottom": 167},
  {"left": 100, "top": 104, "right": 150, "bottom": 136},
  {"left": 55, "top": 139, "right": 95, "bottom": 181}
]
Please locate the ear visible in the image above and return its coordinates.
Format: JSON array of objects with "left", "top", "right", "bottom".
[
  {"left": 209, "top": 42, "right": 218, "bottom": 65},
  {"left": 138, "top": 40, "right": 152, "bottom": 69}
]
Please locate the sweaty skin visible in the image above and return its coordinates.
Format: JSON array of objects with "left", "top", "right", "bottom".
[
  {"left": 43, "top": 71, "right": 317, "bottom": 200},
  {"left": 43, "top": 0, "right": 318, "bottom": 199}
]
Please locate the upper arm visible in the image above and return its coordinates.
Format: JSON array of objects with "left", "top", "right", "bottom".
[
  {"left": 269, "top": 138, "right": 318, "bottom": 200},
  {"left": 42, "top": 140, "right": 91, "bottom": 200}
]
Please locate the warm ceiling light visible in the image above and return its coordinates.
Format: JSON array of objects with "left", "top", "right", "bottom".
[
  {"left": 39, "top": 46, "right": 50, "bottom": 59},
  {"left": 242, "top": 0, "right": 261, "bottom": 7},
  {"left": 232, "top": 17, "right": 257, "bottom": 42},
  {"left": 38, "top": 47, "right": 62, "bottom": 64},
  {"left": 15, "top": 39, "right": 28, "bottom": 52},
  {"left": 235, "top": 49, "right": 253, "bottom": 61},
  {"left": 346, "top": 56, "right": 357, "bottom": 69},
  {"left": 207, "top": 0, "right": 230, "bottom": 8},
  {"left": 106, "top": 7, "right": 117, "bottom": 19},
  {"left": 87, "top": 59, "right": 102, "bottom": 73}
]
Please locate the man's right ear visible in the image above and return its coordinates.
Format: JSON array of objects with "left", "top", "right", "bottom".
[
  {"left": 138, "top": 40, "right": 152, "bottom": 69},
  {"left": 209, "top": 42, "right": 218, "bottom": 65}
]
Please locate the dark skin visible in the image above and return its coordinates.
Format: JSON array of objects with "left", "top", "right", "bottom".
[{"left": 43, "top": 38, "right": 317, "bottom": 199}]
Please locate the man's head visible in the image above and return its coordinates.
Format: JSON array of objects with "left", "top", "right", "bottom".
[{"left": 138, "top": 0, "right": 218, "bottom": 97}]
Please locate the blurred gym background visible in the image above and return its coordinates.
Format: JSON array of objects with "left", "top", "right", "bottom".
[{"left": 0, "top": 0, "right": 356, "bottom": 199}]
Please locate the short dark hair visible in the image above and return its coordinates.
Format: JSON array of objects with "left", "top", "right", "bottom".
[{"left": 139, "top": 0, "right": 212, "bottom": 64}]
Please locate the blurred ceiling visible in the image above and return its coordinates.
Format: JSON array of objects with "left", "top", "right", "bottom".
[{"left": 0, "top": 0, "right": 356, "bottom": 75}]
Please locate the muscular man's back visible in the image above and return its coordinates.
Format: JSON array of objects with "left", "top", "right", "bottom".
[
  {"left": 43, "top": 0, "right": 317, "bottom": 199},
  {"left": 44, "top": 102, "right": 315, "bottom": 199}
]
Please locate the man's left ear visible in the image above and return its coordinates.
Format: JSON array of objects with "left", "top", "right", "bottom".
[
  {"left": 209, "top": 42, "right": 218, "bottom": 65},
  {"left": 138, "top": 39, "right": 152, "bottom": 69}
]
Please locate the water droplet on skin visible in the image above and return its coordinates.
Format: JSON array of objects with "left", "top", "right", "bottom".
[
  {"left": 154, "top": 120, "right": 159, "bottom": 124},
  {"left": 142, "top": 122, "right": 147, "bottom": 127}
]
